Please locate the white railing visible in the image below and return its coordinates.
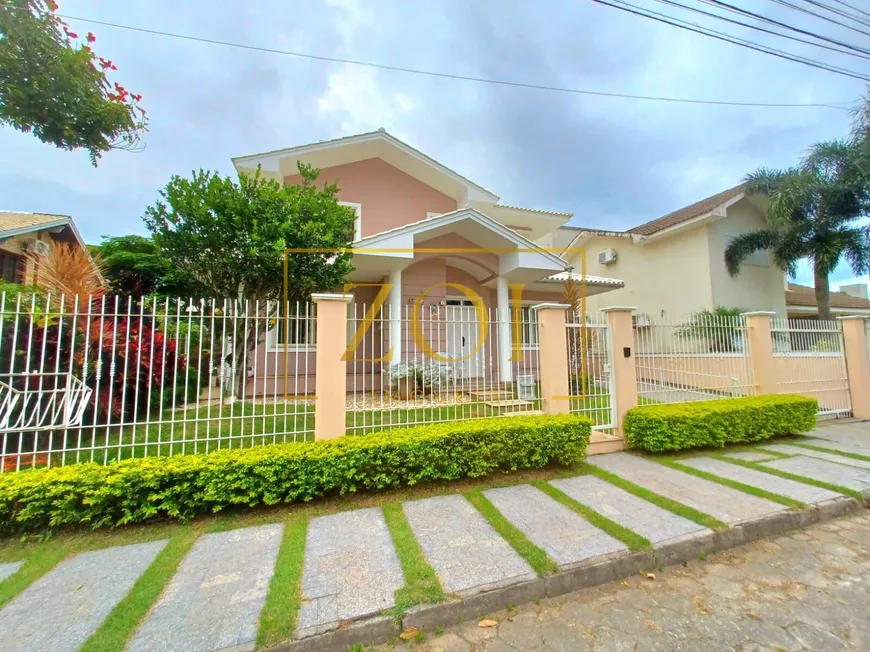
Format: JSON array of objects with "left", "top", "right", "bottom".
[
  {"left": 771, "top": 318, "right": 851, "bottom": 416},
  {"left": 634, "top": 313, "right": 756, "bottom": 404},
  {"left": 0, "top": 293, "right": 316, "bottom": 471},
  {"left": 345, "top": 303, "right": 541, "bottom": 434},
  {"left": 566, "top": 313, "right": 616, "bottom": 430}
]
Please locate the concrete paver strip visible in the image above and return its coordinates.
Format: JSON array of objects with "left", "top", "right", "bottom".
[
  {"left": 587, "top": 453, "right": 786, "bottom": 524},
  {"left": 680, "top": 457, "right": 844, "bottom": 504},
  {"left": 403, "top": 495, "right": 536, "bottom": 596},
  {"left": 483, "top": 484, "right": 626, "bottom": 568},
  {"left": 763, "top": 456, "right": 870, "bottom": 493},
  {"left": 0, "top": 540, "right": 166, "bottom": 652},
  {"left": 723, "top": 450, "right": 778, "bottom": 462},
  {"left": 296, "top": 508, "right": 404, "bottom": 637},
  {"left": 550, "top": 475, "right": 708, "bottom": 544},
  {"left": 0, "top": 561, "right": 22, "bottom": 583},
  {"left": 801, "top": 437, "right": 870, "bottom": 458},
  {"left": 762, "top": 443, "right": 870, "bottom": 470},
  {"left": 128, "top": 524, "right": 282, "bottom": 652}
]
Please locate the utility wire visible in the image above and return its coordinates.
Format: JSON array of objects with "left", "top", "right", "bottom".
[
  {"left": 58, "top": 13, "right": 854, "bottom": 109},
  {"left": 830, "top": 0, "right": 870, "bottom": 20},
  {"left": 767, "top": 0, "right": 870, "bottom": 35},
  {"left": 695, "top": 0, "right": 870, "bottom": 55},
  {"left": 793, "top": 0, "right": 870, "bottom": 29},
  {"left": 651, "top": 0, "right": 870, "bottom": 59},
  {"left": 591, "top": 0, "right": 870, "bottom": 81}
]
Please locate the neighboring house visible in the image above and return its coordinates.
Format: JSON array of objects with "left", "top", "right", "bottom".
[
  {"left": 786, "top": 283, "right": 870, "bottom": 319},
  {"left": 0, "top": 211, "right": 91, "bottom": 286},
  {"left": 559, "top": 185, "right": 790, "bottom": 320},
  {"left": 232, "top": 129, "right": 624, "bottom": 394}
]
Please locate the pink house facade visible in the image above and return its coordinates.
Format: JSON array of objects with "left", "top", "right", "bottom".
[{"left": 232, "top": 130, "right": 623, "bottom": 396}]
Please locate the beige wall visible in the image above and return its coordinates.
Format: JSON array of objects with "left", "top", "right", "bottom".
[
  {"left": 706, "top": 199, "right": 787, "bottom": 315},
  {"left": 284, "top": 158, "right": 457, "bottom": 238}
]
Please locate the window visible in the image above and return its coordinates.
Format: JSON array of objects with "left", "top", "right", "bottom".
[
  {"left": 339, "top": 201, "right": 362, "bottom": 242},
  {"left": 0, "top": 251, "right": 23, "bottom": 284},
  {"left": 513, "top": 306, "right": 539, "bottom": 349},
  {"left": 724, "top": 233, "right": 769, "bottom": 267},
  {"left": 269, "top": 307, "right": 316, "bottom": 350}
]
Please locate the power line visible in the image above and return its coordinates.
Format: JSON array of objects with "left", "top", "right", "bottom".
[
  {"left": 651, "top": 0, "right": 870, "bottom": 59},
  {"left": 591, "top": 0, "right": 870, "bottom": 81},
  {"left": 829, "top": 0, "right": 870, "bottom": 20},
  {"left": 767, "top": 0, "right": 870, "bottom": 35},
  {"left": 58, "top": 13, "right": 854, "bottom": 110},
  {"left": 793, "top": 0, "right": 870, "bottom": 29}
]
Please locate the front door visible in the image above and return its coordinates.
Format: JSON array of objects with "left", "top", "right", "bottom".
[{"left": 445, "top": 301, "right": 483, "bottom": 379}]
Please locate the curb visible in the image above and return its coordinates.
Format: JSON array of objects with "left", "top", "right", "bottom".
[{"left": 279, "top": 495, "right": 867, "bottom": 652}]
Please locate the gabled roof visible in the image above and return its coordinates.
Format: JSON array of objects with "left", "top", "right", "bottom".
[
  {"left": 786, "top": 283, "right": 870, "bottom": 310},
  {"left": 628, "top": 184, "right": 746, "bottom": 236},
  {"left": 0, "top": 211, "right": 88, "bottom": 250}
]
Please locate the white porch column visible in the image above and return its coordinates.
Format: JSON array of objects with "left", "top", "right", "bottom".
[
  {"left": 389, "top": 269, "right": 402, "bottom": 364},
  {"left": 496, "top": 276, "right": 513, "bottom": 383}
]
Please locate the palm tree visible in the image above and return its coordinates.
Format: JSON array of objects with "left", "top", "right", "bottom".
[{"left": 724, "top": 140, "right": 870, "bottom": 321}]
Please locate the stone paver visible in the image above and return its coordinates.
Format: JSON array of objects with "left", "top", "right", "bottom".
[
  {"left": 763, "top": 443, "right": 870, "bottom": 470},
  {"left": 681, "top": 456, "right": 844, "bottom": 504},
  {"left": 724, "top": 450, "right": 778, "bottom": 462},
  {"left": 0, "top": 561, "right": 22, "bottom": 583},
  {"left": 483, "top": 485, "right": 626, "bottom": 568},
  {"left": 383, "top": 511, "right": 870, "bottom": 651},
  {"left": 128, "top": 524, "right": 282, "bottom": 652},
  {"left": 297, "top": 508, "right": 404, "bottom": 636},
  {"left": 550, "top": 475, "right": 707, "bottom": 544},
  {"left": 802, "top": 437, "right": 870, "bottom": 458},
  {"left": 403, "top": 495, "right": 536, "bottom": 596},
  {"left": 587, "top": 452, "right": 786, "bottom": 524},
  {"left": 0, "top": 540, "right": 166, "bottom": 652},
  {"left": 764, "top": 456, "right": 870, "bottom": 493}
]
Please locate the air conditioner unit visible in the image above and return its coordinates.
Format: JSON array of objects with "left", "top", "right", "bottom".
[
  {"left": 597, "top": 248, "right": 617, "bottom": 265},
  {"left": 25, "top": 239, "right": 50, "bottom": 257},
  {"left": 633, "top": 313, "right": 651, "bottom": 327}
]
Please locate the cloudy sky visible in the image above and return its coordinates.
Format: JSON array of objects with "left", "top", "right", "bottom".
[{"left": 1, "top": 0, "right": 867, "bottom": 287}]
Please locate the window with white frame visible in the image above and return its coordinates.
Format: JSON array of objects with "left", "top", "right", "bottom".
[
  {"left": 513, "top": 306, "right": 539, "bottom": 349},
  {"left": 340, "top": 201, "right": 362, "bottom": 242},
  {"left": 269, "top": 306, "right": 316, "bottom": 350}
]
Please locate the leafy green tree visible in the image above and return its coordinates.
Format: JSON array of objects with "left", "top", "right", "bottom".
[
  {"left": 679, "top": 306, "right": 744, "bottom": 352},
  {"left": 724, "top": 140, "right": 870, "bottom": 321},
  {"left": 90, "top": 235, "right": 193, "bottom": 297},
  {"left": 0, "top": 0, "right": 147, "bottom": 164}
]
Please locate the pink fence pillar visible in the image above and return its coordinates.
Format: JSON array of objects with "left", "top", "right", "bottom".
[
  {"left": 601, "top": 307, "right": 637, "bottom": 437},
  {"left": 839, "top": 316, "right": 870, "bottom": 420},
  {"left": 742, "top": 311, "right": 776, "bottom": 395},
  {"left": 313, "top": 293, "right": 352, "bottom": 440},
  {"left": 533, "top": 303, "right": 571, "bottom": 415}
]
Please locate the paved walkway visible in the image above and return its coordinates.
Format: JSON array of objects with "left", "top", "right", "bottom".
[
  {"left": 0, "top": 421, "right": 868, "bottom": 651},
  {"left": 386, "top": 510, "right": 870, "bottom": 651}
]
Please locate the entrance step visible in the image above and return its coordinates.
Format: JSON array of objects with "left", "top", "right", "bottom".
[
  {"left": 467, "top": 389, "right": 513, "bottom": 400},
  {"left": 485, "top": 399, "right": 534, "bottom": 410}
]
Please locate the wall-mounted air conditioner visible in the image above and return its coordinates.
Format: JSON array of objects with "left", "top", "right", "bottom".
[
  {"left": 633, "top": 313, "right": 651, "bottom": 327},
  {"left": 597, "top": 248, "right": 617, "bottom": 265},
  {"left": 25, "top": 239, "right": 50, "bottom": 256}
]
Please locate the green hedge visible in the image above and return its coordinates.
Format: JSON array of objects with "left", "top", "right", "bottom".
[
  {"left": 624, "top": 394, "right": 818, "bottom": 453},
  {"left": 0, "top": 415, "right": 591, "bottom": 534}
]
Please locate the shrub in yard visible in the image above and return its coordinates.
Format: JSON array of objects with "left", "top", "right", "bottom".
[
  {"left": 0, "top": 414, "right": 592, "bottom": 534},
  {"left": 623, "top": 394, "right": 818, "bottom": 453}
]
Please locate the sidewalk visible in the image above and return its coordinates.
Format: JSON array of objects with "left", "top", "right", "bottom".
[{"left": 1, "top": 421, "right": 869, "bottom": 652}]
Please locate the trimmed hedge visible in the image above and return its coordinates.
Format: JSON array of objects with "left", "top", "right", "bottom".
[
  {"left": 0, "top": 415, "right": 591, "bottom": 534},
  {"left": 624, "top": 394, "right": 818, "bottom": 453}
]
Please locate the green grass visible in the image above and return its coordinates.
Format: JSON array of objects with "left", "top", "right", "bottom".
[
  {"left": 653, "top": 457, "right": 805, "bottom": 509},
  {"left": 581, "top": 462, "right": 729, "bottom": 531},
  {"left": 711, "top": 453, "right": 861, "bottom": 500},
  {"left": 80, "top": 527, "right": 199, "bottom": 652},
  {"left": 465, "top": 489, "right": 558, "bottom": 577},
  {"left": 533, "top": 481, "right": 651, "bottom": 551},
  {"left": 382, "top": 502, "right": 444, "bottom": 617},
  {"left": 789, "top": 441, "right": 870, "bottom": 463},
  {"left": 0, "top": 544, "right": 70, "bottom": 610},
  {"left": 256, "top": 518, "right": 309, "bottom": 648}
]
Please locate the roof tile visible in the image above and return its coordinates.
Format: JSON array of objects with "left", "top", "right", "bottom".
[
  {"left": 786, "top": 283, "right": 870, "bottom": 310},
  {"left": 628, "top": 184, "right": 746, "bottom": 236}
]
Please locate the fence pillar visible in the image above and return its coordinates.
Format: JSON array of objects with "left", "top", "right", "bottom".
[
  {"left": 533, "top": 303, "right": 571, "bottom": 415},
  {"left": 601, "top": 307, "right": 637, "bottom": 436},
  {"left": 839, "top": 316, "right": 870, "bottom": 419},
  {"left": 742, "top": 311, "right": 776, "bottom": 395},
  {"left": 313, "top": 293, "right": 352, "bottom": 440}
]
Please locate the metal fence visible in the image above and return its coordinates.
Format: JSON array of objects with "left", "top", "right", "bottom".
[
  {"left": 566, "top": 314, "right": 615, "bottom": 430},
  {"left": 0, "top": 293, "right": 317, "bottom": 471},
  {"left": 633, "top": 313, "right": 756, "bottom": 404},
  {"left": 771, "top": 318, "right": 851, "bottom": 416},
  {"left": 345, "top": 303, "right": 541, "bottom": 434}
]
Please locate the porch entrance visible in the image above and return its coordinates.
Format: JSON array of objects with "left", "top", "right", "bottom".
[{"left": 445, "top": 300, "right": 484, "bottom": 380}]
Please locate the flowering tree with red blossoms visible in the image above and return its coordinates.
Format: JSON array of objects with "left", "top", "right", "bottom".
[{"left": 0, "top": 0, "right": 148, "bottom": 164}]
